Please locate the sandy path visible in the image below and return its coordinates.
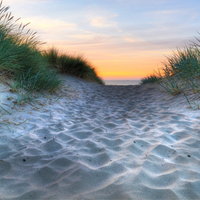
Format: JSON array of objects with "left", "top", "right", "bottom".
[{"left": 0, "top": 76, "right": 200, "bottom": 200}]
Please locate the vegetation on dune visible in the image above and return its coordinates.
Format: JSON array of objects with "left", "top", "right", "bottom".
[
  {"left": 0, "top": 2, "right": 61, "bottom": 94},
  {"left": 0, "top": 0, "right": 104, "bottom": 125},
  {"left": 0, "top": 1, "right": 103, "bottom": 98},
  {"left": 43, "top": 48, "right": 104, "bottom": 85},
  {"left": 141, "top": 35, "right": 200, "bottom": 109},
  {"left": 140, "top": 74, "right": 162, "bottom": 84}
]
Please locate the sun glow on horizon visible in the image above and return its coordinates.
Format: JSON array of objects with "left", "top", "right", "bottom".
[{"left": 6, "top": 0, "right": 200, "bottom": 80}]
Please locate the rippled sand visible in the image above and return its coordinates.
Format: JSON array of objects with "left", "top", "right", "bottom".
[{"left": 0, "top": 75, "right": 200, "bottom": 200}]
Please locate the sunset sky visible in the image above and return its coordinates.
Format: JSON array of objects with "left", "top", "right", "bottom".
[{"left": 5, "top": 0, "right": 200, "bottom": 80}]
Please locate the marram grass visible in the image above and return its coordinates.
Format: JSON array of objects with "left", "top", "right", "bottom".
[
  {"left": 0, "top": 1, "right": 104, "bottom": 98},
  {"left": 141, "top": 34, "right": 200, "bottom": 108},
  {"left": 140, "top": 74, "right": 162, "bottom": 84},
  {"left": 0, "top": 1, "right": 61, "bottom": 93},
  {"left": 43, "top": 48, "right": 104, "bottom": 85}
]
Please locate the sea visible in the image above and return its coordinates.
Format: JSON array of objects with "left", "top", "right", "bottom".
[{"left": 104, "top": 79, "right": 141, "bottom": 86}]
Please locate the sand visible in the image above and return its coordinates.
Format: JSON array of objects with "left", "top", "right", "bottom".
[{"left": 0, "top": 75, "right": 200, "bottom": 200}]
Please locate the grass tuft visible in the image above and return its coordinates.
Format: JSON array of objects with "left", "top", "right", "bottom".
[
  {"left": 0, "top": 1, "right": 104, "bottom": 96},
  {"left": 141, "top": 33, "right": 200, "bottom": 107},
  {"left": 43, "top": 47, "right": 104, "bottom": 85},
  {"left": 140, "top": 74, "right": 162, "bottom": 84},
  {"left": 0, "top": 1, "right": 61, "bottom": 94}
]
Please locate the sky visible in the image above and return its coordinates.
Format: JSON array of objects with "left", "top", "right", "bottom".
[{"left": 4, "top": 0, "right": 200, "bottom": 80}]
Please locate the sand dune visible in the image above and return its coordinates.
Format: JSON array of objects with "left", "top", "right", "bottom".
[{"left": 0, "top": 75, "right": 200, "bottom": 200}]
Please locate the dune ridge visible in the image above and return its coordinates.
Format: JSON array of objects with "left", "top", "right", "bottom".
[{"left": 0, "top": 75, "right": 200, "bottom": 200}]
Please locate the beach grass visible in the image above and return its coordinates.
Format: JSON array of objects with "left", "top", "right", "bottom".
[
  {"left": 141, "top": 35, "right": 200, "bottom": 108},
  {"left": 0, "top": 2, "right": 62, "bottom": 94},
  {"left": 0, "top": 1, "right": 104, "bottom": 100},
  {"left": 163, "top": 45, "right": 200, "bottom": 93},
  {"left": 43, "top": 48, "right": 104, "bottom": 85},
  {"left": 140, "top": 74, "right": 162, "bottom": 84}
]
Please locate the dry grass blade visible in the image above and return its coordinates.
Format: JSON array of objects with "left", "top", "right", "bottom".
[
  {"left": 15, "top": 17, "right": 21, "bottom": 22},
  {"left": 22, "top": 22, "right": 30, "bottom": 30},
  {"left": 26, "top": 29, "right": 30, "bottom": 34},
  {"left": 8, "top": 16, "right": 13, "bottom": 21},
  {"left": 19, "top": 22, "right": 22, "bottom": 29},
  {"left": 0, "top": 6, "right": 9, "bottom": 15},
  {"left": 0, "top": 104, "right": 11, "bottom": 115}
]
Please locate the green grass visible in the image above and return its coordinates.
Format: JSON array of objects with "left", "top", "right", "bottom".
[
  {"left": 43, "top": 48, "right": 104, "bottom": 84},
  {"left": 141, "top": 34, "right": 200, "bottom": 108},
  {"left": 0, "top": 1, "right": 104, "bottom": 103},
  {"left": 164, "top": 47, "right": 200, "bottom": 79},
  {"left": 140, "top": 74, "right": 162, "bottom": 84},
  {"left": 160, "top": 45, "right": 200, "bottom": 95},
  {"left": 0, "top": 2, "right": 61, "bottom": 94},
  {"left": 141, "top": 38, "right": 200, "bottom": 92}
]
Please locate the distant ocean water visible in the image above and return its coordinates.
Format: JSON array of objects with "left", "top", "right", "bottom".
[{"left": 104, "top": 79, "right": 141, "bottom": 85}]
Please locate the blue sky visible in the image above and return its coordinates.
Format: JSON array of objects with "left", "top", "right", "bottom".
[{"left": 5, "top": 0, "right": 200, "bottom": 79}]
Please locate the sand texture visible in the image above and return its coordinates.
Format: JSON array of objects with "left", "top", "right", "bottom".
[{"left": 0, "top": 75, "right": 200, "bottom": 200}]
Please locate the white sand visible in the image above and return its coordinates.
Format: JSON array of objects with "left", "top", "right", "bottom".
[{"left": 0, "top": 75, "right": 200, "bottom": 200}]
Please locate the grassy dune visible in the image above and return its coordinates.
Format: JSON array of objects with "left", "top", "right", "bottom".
[
  {"left": 43, "top": 48, "right": 104, "bottom": 85},
  {"left": 141, "top": 41, "right": 200, "bottom": 92},
  {"left": 0, "top": 1, "right": 104, "bottom": 123},
  {"left": 0, "top": 4, "right": 61, "bottom": 92},
  {"left": 0, "top": 1, "right": 104, "bottom": 95},
  {"left": 141, "top": 41, "right": 200, "bottom": 108}
]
